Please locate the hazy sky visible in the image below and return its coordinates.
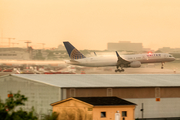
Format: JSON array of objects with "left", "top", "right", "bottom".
[{"left": 0, "top": 0, "right": 180, "bottom": 50}]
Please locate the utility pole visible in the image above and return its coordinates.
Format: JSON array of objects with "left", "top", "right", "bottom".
[{"left": 141, "top": 103, "right": 144, "bottom": 120}]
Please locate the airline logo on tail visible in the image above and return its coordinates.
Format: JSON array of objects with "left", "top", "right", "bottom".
[{"left": 63, "top": 41, "right": 86, "bottom": 59}]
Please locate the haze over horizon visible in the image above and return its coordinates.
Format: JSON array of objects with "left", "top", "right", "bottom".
[{"left": 1, "top": 0, "right": 180, "bottom": 50}]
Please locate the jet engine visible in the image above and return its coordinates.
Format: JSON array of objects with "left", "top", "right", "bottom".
[{"left": 129, "top": 61, "right": 141, "bottom": 68}]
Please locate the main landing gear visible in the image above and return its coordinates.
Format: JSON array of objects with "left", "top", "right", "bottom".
[
  {"left": 115, "top": 64, "right": 124, "bottom": 72},
  {"left": 161, "top": 62, "right": 164, "bottom": 69},
  {"left": 115, "top": 69, "right": 124, "bottom": 72}
]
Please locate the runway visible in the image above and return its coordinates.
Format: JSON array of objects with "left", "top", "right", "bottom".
[{"left": 76, "top": 67, "right": 179, "bottom": 74}]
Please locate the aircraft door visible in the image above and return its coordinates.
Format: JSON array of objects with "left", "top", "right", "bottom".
[{"left": 115, "top": 111, "right": 120, "bottom": 120}]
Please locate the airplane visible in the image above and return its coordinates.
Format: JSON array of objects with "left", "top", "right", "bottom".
[{"left": 63, "top": 41, "right": 175, "bottom": 72}]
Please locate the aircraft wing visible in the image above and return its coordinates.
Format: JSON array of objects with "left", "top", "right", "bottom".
[
  {"left": 115, "top": 51, "right": 130, "bottom": 65},
  {"left": 65, "top": 59, "right": 81, "bottom": 65},
  {"left": 70, "top": 59, "right": 80, "bottom": 63}
]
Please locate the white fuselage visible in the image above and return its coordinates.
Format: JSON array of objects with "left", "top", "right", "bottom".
[{"left": 65, "top": 53, "right": 175, "bottom": 67}]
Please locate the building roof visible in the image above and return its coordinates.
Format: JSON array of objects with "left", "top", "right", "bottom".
[
  {"left": 3, "top": 74, "right": 180, "bottom": 88},
  {"left": 73, "top": 97, "right": 136, "bottom": 106},
  {"left": 50, "top": 97, "right": 136, "bottom": 106}
]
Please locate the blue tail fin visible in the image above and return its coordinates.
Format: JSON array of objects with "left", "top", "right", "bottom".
[{"left": 63, "top": 41, "right": 86, "bottom": 59}]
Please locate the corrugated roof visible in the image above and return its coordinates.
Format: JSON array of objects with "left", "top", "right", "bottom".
[{"left": 6, "top": 74, "right": 180, "bottom": 88}]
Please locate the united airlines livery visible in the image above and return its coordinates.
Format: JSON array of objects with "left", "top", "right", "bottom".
[{"left": 63, "top": 41, "right": 175, "bottom": 72}]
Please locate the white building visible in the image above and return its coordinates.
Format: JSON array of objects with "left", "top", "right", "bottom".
[{"left": 0, "top": 48, "right": 31, "bottom": 60}]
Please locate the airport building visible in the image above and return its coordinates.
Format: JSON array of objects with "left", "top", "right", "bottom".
[
  {"left": 0, "top": 74, "right": 180, "bottom": 119},
  {"left": 107, "top": 41, "right": 143, "bottom": 51},
  {"left": 0, "top": 47, "right": 68, "bottom": 60},
  {"left": 0, "top": 47, "right": 33, "bottom": 60},
  {"left": 158, "top": 47, "right": 180, "bottom": 53}
]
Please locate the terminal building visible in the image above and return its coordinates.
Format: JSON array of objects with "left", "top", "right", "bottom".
[
  {"left": 0, "top": 74, "right": 180, "bottom": 119},
  {"left": 107, "top": 41, "right": 143, "bottom": 51},
  {"left": 0, "top": 47, "right": 33, "bottom": 60}
]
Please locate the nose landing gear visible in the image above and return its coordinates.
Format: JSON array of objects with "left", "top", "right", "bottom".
[{"left": 161, "top": 62, "right": 164, "bottom": 69}]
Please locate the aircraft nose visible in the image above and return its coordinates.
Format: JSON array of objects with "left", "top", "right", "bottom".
[{"left": 172, "top": 57, "right": 176, "bottom": 61}]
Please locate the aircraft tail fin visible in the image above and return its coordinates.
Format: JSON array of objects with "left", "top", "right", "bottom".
[
  {"left": 94, "top": 52, "right": 97, "bottom": 56},
  {"left": 63, "top": 41, "right": 86, "bottom": 59}
]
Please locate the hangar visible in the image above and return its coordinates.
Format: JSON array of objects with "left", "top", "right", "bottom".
[{"left": 0, "top": 74, "right": 180, "bottom": 119}]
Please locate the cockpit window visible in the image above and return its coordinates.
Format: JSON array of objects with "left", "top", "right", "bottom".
[{"left": 169, "top": 55, "right": 173, "bottom": 57}]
